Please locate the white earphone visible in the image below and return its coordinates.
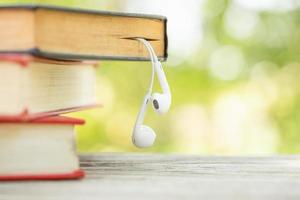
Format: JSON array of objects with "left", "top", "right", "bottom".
[{"left": 132, "top": 38, "right": 171, "bottom": 148}]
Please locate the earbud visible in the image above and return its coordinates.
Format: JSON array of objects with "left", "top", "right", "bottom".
[
  {"left": 132, "top": 94, "right": 156, "bottom": 148},
  {"left": 132, "top": 125, "right": 156, "bottom": 148},
  {"left": 151, "top": 61, "right": 171, "bottom": 114},
  {"left": 152, "top": 92, "right": 171, "bottom": 114},
  {"left": 132, "top": 38, "right": 171, "bottom": 148},
  {"left": 140, "top": 41, "right": 171, "bottom": 115}
]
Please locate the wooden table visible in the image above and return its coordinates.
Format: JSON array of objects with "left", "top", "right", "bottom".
[{"left": 1, "top": 153, "right": 300, "bottom": 199}]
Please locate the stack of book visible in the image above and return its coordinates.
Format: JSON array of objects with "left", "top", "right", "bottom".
[{"left": 0, "top": 5, "right": 167, "bottom": 180}]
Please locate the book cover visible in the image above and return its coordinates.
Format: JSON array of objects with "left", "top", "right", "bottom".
[
  {"left": 0, "top": 116, "right": 85, "bottom": 180},
  {"left": 0, "top": 4, "right": 168, "bottom": 61},
  {"left": 0, "top": 54, "right": 100, "bottom": 119}
]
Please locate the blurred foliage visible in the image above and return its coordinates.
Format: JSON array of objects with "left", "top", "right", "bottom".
[{"left": 2, "top": 0, "right": 300, "bottom": 154}]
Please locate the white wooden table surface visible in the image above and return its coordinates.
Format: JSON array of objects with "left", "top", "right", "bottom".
[{"left": 1, "top": 153, "right": 300, "bottom": 200}]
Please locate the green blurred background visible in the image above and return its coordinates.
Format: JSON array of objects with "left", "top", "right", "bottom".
[{"left": 4, "top": 0, "right": 300, "bottom": 154}]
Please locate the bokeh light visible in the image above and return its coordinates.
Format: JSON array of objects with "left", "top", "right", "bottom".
[{"left": 3, "top": 0, "right": 300, "bottom": 155}]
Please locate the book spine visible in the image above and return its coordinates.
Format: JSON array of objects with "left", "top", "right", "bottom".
[{"left": 0, "top": 169, "right": 85, "bottom": 181}]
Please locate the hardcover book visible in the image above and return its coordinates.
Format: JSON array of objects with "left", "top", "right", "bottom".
[
  {"left": 0, "top": 116, "right": 85, "bottom": 180},
  {"left": 0, "top": 54, "right": 99, "bottom": 118},
  {"left": 0, "top": 5, "right": 168, "bottom": 61}
]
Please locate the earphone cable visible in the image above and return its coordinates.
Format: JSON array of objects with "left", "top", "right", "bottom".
[{"left": 135, "top": 38, "right": 157, "bottom": 97}]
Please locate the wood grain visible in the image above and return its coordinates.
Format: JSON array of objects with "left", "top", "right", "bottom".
[{"left": 1, "top": 153, "right": 300, "bottom": 200}]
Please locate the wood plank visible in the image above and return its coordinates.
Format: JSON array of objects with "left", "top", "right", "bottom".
[{"left": 1, "top": 153, "right": 300, "bottom": 200}]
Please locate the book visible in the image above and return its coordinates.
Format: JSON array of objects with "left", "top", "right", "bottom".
[
  {"left": 0, "top": 115, "right": 85, "bottom": 180},
  {"left": 0, "top": 5, "right": 168, "bottom": 61},
  {"left": 0, "top": 54, "right": 98, "bottom": 118}
]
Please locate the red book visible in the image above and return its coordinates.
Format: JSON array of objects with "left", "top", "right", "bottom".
[
  {"left": 0, "top": 115, "right": 85, "bottom": 180},
  {"left": 0, "top": 54, "right": 100, "bottom": 120}
]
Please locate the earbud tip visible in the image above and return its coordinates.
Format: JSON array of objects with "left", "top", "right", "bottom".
[
  {"left": 133, "top": 125, "right": 156, "bottom": 148},
  {"left": 152, "top": 93, "right": 171, "bottom": 115}
]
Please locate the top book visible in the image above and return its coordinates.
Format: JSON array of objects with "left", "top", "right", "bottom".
[{"left": 0, "top": 5, "right": 168, "bottom": 61}]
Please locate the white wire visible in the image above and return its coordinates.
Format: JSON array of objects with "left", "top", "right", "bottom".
[
  {"left": 132, "top": 38, "right": 158, "bottom": 129},
  {"left": 143, "top": 40, "right": 159, "bottom": 63},
  {"left": 135, "top": 38, "right": 157, "bottom": 96}
]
